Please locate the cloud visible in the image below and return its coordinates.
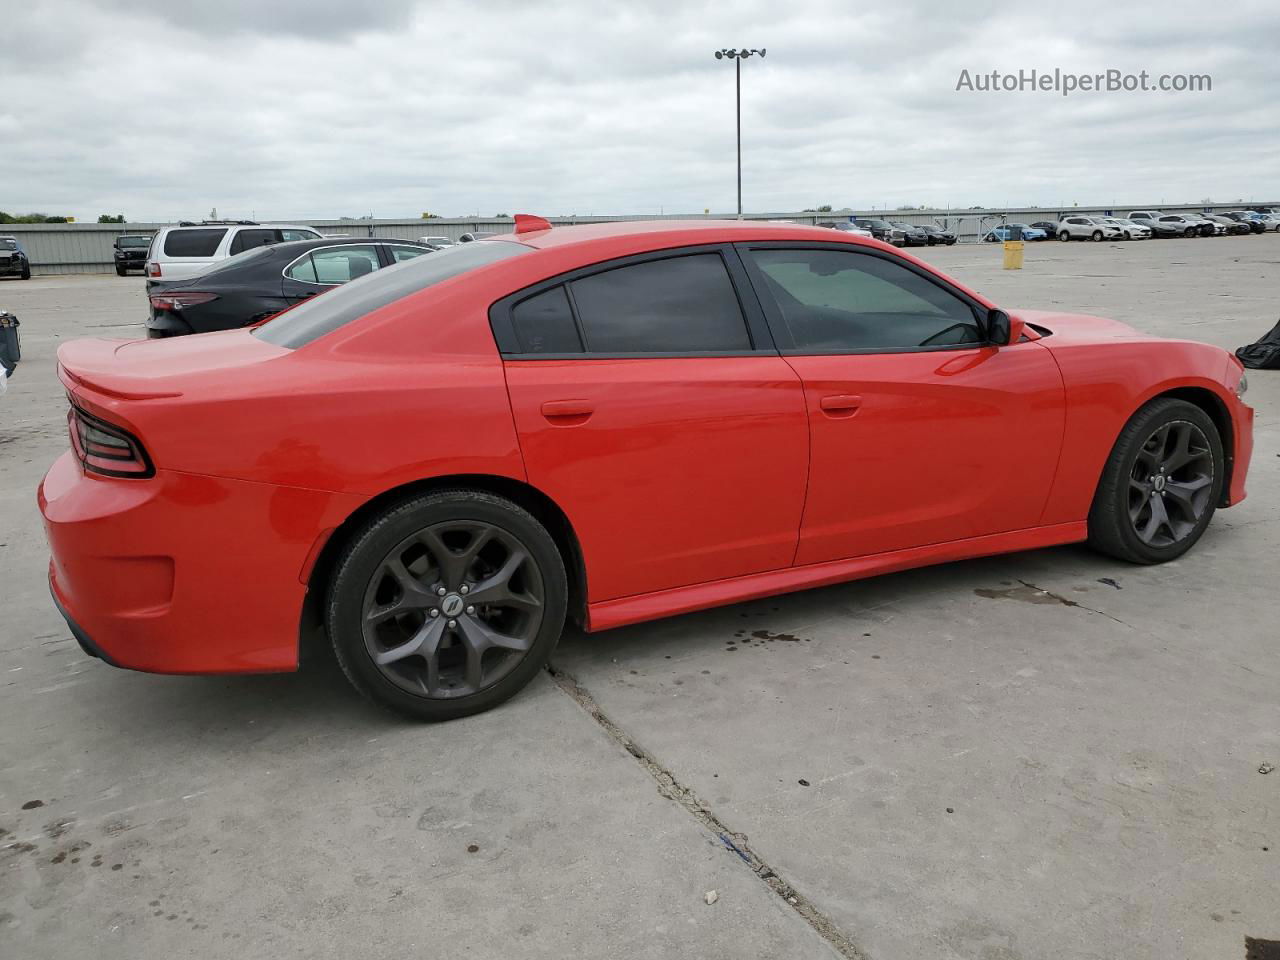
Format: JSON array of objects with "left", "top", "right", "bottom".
[{"left": 4, "top": 0, "right": 1278, "bottom": 220}]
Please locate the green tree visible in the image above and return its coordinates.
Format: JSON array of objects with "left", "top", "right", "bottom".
[{"left": 97, "top": 213, "right": 126, "bottom": 224}]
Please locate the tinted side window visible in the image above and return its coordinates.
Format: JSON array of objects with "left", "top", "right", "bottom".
[
  {"left": 163, "top": 228, "right": 227, "bottom": 257},
  {"left": 568, "top": 254, "right": 750, "bottom": 353},
  {"left": 310, "top": 245, "right": 381, "bottom": 283},
  {"left": 748, "top": 248, "right": 982, "bottom": 352},
  {"left": 387, "top": 244, "right": 429, "bottom": 263},
  {"left": 229, "top": 229, "right": 279, "bottom": 255},
  {"left": 511, "top": 286, "right": 581, "bottom": 353},
  {"left": 285, "top": 253, "right": 318, "bottom": 282}
]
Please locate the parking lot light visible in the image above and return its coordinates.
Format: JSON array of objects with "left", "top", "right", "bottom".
[{"left": 713, "top": 47, "right": 767, "bottom": 218}]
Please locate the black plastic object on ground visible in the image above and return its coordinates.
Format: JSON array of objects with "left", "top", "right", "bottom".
[
  {"left": 1237, "top": 319, "right": 1280, "bottom": 369},
  {"left": 0, "top": 312, "right": 19, "bottom": 377}
]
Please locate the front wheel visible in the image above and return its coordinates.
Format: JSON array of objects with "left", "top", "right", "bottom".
[
  {"left": 1091, "top": 230, "right": 1103, "bottom": 241},
  {"left": 115, "top": 265, "right": 127, "bottom": 277},
  {"left": 1087, "top": 398, "right": 1223, "bottom": 564},
  {"left": 20, "top": 265, "right": 31, "bottom": 280},
  {"left": 326, "top": 489, "right": 567, "bottom": 721}
]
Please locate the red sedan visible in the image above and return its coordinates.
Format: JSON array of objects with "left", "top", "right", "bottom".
[{"left": 40, "top": 217, "right": 1254, "bottom": 720}]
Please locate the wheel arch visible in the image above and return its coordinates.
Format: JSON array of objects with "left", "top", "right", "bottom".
[{"left": 298, "top": 474, "right": 588, "bottom": 666}]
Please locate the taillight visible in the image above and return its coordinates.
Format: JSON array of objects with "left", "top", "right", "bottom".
[
  {"left": 67, "top": 404, "right": 154, "bottom": 478},
  {"left": 149, "top": 292, "right": 217, "bottom": 312},
  {"left": 147, "top": 262, "right": 162, "bottom": 277}
]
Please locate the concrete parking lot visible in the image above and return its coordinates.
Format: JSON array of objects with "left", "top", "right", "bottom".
[{"left": 1, "top": 237, "right": 1277, "bottom": 959}]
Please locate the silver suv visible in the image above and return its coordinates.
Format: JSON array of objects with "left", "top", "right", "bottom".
[
  {"left": 1056, "top": 216, "right": 1123, "bottom": 241},
  {"left": 145, "top": 220, "right": 322, "bottom": 285}
]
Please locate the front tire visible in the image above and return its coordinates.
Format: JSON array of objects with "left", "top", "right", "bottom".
[
  {"left": 1087, "top": 398, "right": 1223, "bottom": 564},
  {"left": 20, "top": 264, "right": 31, "bottom": 280},
  {"left": 326, "top": 489, "right": 567, "bottom": 721},
  {"left": 1091, "top": 230, "right": 1103, "bottom": 241},
  {"left": 115, "top": 265, "right": 127, "bottom": 277}
]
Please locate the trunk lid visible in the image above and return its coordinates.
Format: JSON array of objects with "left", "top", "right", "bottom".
[{"left": 58, "top": 329, "right": 289, "bottom": 400}]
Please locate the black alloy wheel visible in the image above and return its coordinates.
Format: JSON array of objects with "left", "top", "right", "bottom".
[
  {"left": 327, "top": 490, "right": 567, "bottom": 720},
  {"left": 1088, "top": 399, "right": 1223, "bottom": 564}
]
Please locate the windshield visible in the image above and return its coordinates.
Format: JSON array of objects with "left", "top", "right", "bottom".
[
  {"left": 0, "top": 238, "right": 17, "bottom": 251},
  {"left": 117, "top": 236, "right": 150, "bottom": 248},
  {"left": 255, "top": 239, "right": 531, "bottom": 349}
]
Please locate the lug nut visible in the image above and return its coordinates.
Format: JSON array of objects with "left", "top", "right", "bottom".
[
  {"left": 430, "top": 609, "right": 439, "bottom": 617},
  {"left": 437, "top": 586, "right": 447, "bottom": 596},
  {"left": 447, "top": 619, "right": 457, "bottom": 629},
  {"left": 466, "top": 605, "right": 475, "bottom": 615},
  {"left": 460, "top": 585, "right": 469, "bottom": 594}
]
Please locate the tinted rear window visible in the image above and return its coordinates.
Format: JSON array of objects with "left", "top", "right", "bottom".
[
  {"left": 511, "top": 286, "right": 581, "bottom": 353},
  {"left": 567, "top": 254, "right": 751, "bottom": 353},
  {"left": 164, "top": 228, "right": 227, "bottom": 257},
  {"left": 255, "top": 240, "right": 530, "bottom": 349}
]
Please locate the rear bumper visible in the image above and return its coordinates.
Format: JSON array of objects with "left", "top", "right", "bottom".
[{"left": 39, "top": 451, "right": 362, "bottom": 674}]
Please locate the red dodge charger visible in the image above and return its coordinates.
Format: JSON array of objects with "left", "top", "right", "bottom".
[{"left": 40, "top": 217, "right": 1254, "bottom": 719}]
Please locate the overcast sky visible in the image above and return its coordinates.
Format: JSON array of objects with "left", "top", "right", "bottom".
[{"left": 4, "top": 0, "right": 1278, "bottom": 221}]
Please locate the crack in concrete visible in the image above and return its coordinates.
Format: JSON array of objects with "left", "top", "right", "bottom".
[
  {"left": 547, "top": 664, "right": 867, "bottom": 960},
  {"left": 1015, "top": 579, "right": 1132, "bottom": 627}
]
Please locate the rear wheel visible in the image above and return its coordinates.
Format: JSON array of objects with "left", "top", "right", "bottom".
[
  {"left": 1087, "top": 399, "right": 1223, "bottom": 564},
  {"left": 326, "top": 490, "right": 567, "bottom": 721},
  {"left": 1059, "top": 231, "right": 1071, "bottom": 242}
]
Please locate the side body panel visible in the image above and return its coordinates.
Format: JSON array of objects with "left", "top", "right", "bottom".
[{"left": 504, "top": 356, "right": 809, "bottom": 602}]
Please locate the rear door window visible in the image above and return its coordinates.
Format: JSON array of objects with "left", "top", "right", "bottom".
[
  {"left": 163, "top": 228, "right": 227, "bottom": 257},
  {"left": 280, "top": 228, "right": 320, "bottom": 242},
  {"left": 387, "top": 244, "right": 430, "bottom": 263},
  {"left": 229, "top": 229, "right": 280, "bottom": 255},
  {"left": 566, "top": 254, "right": 752, "bottom": 353},
  {"left": 511, "top": 286, "right": 581, "bottom": 353}
]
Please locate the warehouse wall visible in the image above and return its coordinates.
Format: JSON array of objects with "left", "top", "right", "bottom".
[{"left": 4, "top": 204, "right": 1277, "bottom": 275}]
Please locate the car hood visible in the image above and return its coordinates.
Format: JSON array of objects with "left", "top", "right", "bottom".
[
  {"left": 1014, "top": 309, "right": 1149, "bottom": 344},
  {"left": 58, "top": 329, "right": 289, "bottom": 400}
]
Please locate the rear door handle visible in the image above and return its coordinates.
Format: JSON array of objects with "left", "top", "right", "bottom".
[
  {"left": 541, "top": 400, "right": 594, "bottom": 423},
  {"left": 819, "top": 394, "right": 862, "bottom": 417}
]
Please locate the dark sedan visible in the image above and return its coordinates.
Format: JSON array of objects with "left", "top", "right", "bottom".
[
  {"left": 146, "top": 237, "right": 433, "bottom": 337},
  {"left": 889, "top": 222, "right": 929, "bottom": 246},
  {"left": 918, "top": 224, "right": 957, "bottom": 245},
  {"left": 0, "top": 236, "right": 31, "bottom": 280},
  {"left": 1028, "top": 221, "right": 1060, "bottom": 237}
]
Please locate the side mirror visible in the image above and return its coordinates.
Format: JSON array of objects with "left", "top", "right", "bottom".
[{"left": 987, "top": 308, "right": 1026, "bottom": 346}]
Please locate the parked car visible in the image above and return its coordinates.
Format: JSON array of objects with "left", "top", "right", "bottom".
[
  {"left": 1203, "top": 214, "right": 1251, "bottom": 236},
  {"left": 918, "top": 224, "right": 957, "bottom": 245},
  {"left": 1179, "top": 213, "right": 1221, "bottom": 237},
  {"left": 145, "top": 237, "right": 434, "bottom": 338},
  {"left": 817, "top": 221, "right": 874, "bottom": 239},
  {"left": 1220, "top": 212, "right": 1267, "bottom": 234},
  {"left": 852, "top": 219, "right": 906, "bottom": 246},
  {"left": 890, "top": 222, "right": 930, "bottom": 246},
  {"left": 983, "top": 223, "right": 1047, "bottom": 242},
  {"left": 1057, "top": 216, "right": 1123, "bottom": 241},
  {"left": 458, "top": 231, "right": 499, "bottom": 243},
  {"left": 145, "top": 220, "right": 323, "bottom": 287},
  {"left": 0, "top": 236, "right": 31, "bottom": 280},
  {"left": 1151, "top": 214, "right": 1206, "bottom": 238},
  {"left": 1255, "top": 213, "right": 1280, "bottom": 232},
  {"left": 42, "top": 217, "right": 1254, "bottom": 721},
  {"left": 416, "top": 235, "right": 456, "bottom": 249},
  {"left": 113, "top": 234, "right": 153, "bottom": 275},
  {"left": 1028, "top": 221, "right": 1061, "bottom": 237},
  {"left": 1099, "top": 218, "right": 1151, "bottom": 240}
]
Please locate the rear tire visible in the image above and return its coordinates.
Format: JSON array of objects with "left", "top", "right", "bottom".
[
  {"left": 1059, "top": 231, "right": 1071, "bottom": 242},
  {"left": 326, "top": 489, "right": 567, "bottom": 721},
  {"left": 1087, "top": 398, "right": 1223, "bottom": 564}
]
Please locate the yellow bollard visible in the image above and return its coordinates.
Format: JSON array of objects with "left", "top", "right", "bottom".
[{"left": 1002, "top": 240, "right": 1024, "bottom": 270}]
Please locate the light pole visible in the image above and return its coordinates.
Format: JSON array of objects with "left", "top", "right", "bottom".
[{"left": 714, "top": 47, "right": 766, "bottom": 218}]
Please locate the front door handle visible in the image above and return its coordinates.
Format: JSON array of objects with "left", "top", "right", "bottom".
[
  {"left": 541, "top": 399, "right": 594, "bottom": 424},
  {"left": 819, "top": 394, "right": 862, "bottom": 417}
]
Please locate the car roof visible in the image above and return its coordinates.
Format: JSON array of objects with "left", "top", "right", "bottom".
[{"left": 492, "top": 218, "right": 868, "bottom": 252}]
